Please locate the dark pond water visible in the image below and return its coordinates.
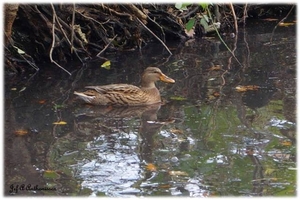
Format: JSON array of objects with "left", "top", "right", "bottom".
[{"left": 4, "top": 20, "right": 296, "bottom": 197}]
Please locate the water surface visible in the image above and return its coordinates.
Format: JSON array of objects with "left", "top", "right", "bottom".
[{"left": 4, "top": 21, "right": 296, "bottom": 196}]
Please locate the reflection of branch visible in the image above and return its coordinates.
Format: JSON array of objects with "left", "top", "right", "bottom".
[
  {"left": 270, "top": 5, "right": 295, "bottom": 43},
  {"left": 243, "top": 23, "right": 250, "bottom": 68},
  {"left": 247, "top": 148, "right": 264, "bottom": 196},
  {"left": 227, "top": 32, "right": 238, "bottom": 70},
  {"left": 242, "top": 4, "right": 248, "bottom": 26},
  {"left": 207, "top": 8, "right": 243, "bottom": 68}
]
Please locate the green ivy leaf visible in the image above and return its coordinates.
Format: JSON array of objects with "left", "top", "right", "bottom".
[
  {"left": 185, "top": 18, "right": 196, "bottom": 31},
  {"left": 175, "top": 3, "right": 191, "bottom": 11},
  {"left": 199, "top": 3, "right": 209, "bottom": 10},
  {"left": 200, "top": 17, "right": 209, "bottom": 33}
]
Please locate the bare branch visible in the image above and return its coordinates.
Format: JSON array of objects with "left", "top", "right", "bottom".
[
  {"left": 96, "top": 35, "right": 118, "bottom": 57},
  {"left": 136, "top": 17, "right": 172, "bottom": 55},
  {"left": 50, "top": 4, "right": 71, "bottom": 76}
]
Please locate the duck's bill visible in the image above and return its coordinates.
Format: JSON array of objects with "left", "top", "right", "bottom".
[{"left": 160, "top": 74, "right": 175, "bottom": 83}]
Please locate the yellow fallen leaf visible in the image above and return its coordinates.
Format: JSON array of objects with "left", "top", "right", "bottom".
[
  {"left": 262, "top": 18, "right": 278, "bottom": 21},
  {"left": 235, "top": 85, "right": 260, "bottom": 92},
  {"left": 38, "top": 100, "right": 46, "bottom": 104},
  {"left": 146, "top": 163, "right": 157, "bottom": 172},
  {"left": 278, "top": 22, "right": 295, "bottom": 27},
  {"left": 53, "top": 121, "right": 67, "bottom": 125},
  {"left": 159, "top": 184, "right": 171, "bottom": 189},
  {"left": 15, "top": 129, "right": 29, "bottom": 136},
  {"left": 169, "top": 170, "right": 188, "bottom": 176},
  {"left": 170, "top": 96, "right": 187, "bottom": 101},
  {"left": 208, "top": 65, "right": 222, "bottom": 71},
  {"left": 170, "top": 129, "right": 183, "bottom": 134},
  {"left": 265, "top": 168, "right": 276, "bottom": 175},
  {"left": 281, "top": 140, "right": 292, "bottom": 146},
  {"left": 101, "top": 60, "right": 111, "bottom": 70},
  {"left": 43, "top": 170, "right": 59, "bottom": 179}
]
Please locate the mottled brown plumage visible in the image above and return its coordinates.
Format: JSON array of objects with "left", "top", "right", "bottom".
[{"left": 74, "top": 67, "right": 175, "bottom": 106}]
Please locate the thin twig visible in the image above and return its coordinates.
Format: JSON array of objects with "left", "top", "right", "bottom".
[
  {"left": 50, "top": 4, "right": 71, "bottom": 76},
  {"left": 227, "top": 29, "right": 238, "bottom": 70},
  {"left": 136, "top": 17, "right": 172, "bottom": 55},
  {"left": 147, "top": 16, "right": 166, "bottom": 43},
  {"left": 54, "top": 10, "right": 84, "bottom": 63},
  {"left": 270, "top": 5, "right": 294, "bottom": 43},
  {"left": 243, "top": 4, "right": 248, "bottom": 27},
  {"left": 96, "top": 35, "right": 118, "bottom": 57},
  {"left": 229, "top": 3, "right": 238, "bottom": 35},
  {"left": 70, "top": 3, "right": 75, "bottom": 54},
  {"left": 207, "top": 7, "right": 243, "bottom": 67}
]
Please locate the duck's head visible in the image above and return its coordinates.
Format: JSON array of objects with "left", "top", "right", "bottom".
[{"left": 141, "top": 67, "right": 175, "bottom": 88}]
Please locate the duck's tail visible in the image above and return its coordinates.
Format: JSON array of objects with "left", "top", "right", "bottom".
[{"left": 74, "top": 91, "right": 95, "bottom": 104}]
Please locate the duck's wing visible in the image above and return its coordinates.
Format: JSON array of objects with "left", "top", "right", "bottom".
[{"left": 85, "top": 84, "right": 141, "bottom": 94}]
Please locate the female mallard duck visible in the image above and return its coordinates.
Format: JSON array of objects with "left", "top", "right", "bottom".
[{"left": 74, "top": 67, "right": 175, "bottom": 106}]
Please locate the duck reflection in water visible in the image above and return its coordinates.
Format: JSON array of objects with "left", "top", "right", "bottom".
[{"left": 74, "top": 102, "right": 174, "bottom": 170}]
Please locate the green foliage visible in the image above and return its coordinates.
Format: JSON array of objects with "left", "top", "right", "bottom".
[
  {"left": 198, "top": 3, "right": 209, "bottom": 10},
  {"left": 186, "top": 18, "right": 196, "bottom": 31},
  {"left": 175, "top": 3, "right": 192, "bottom": 11},
  {"left": 174, "top": 3, "right": 215, "bottom": 34}
]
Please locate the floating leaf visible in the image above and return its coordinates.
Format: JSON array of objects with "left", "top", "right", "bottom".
[
  {"left": 159, "top": 184, "right": 171, "bottom": 189},
  {"left": 212, "top": 91, "right": 220, "bottom": 97},
  {"left": 169, "top": 170, "right": 188, "bottom": 176},
  {"left": 43, "top": 170, "right": 59, "bottom": 179},
  {"left": 101, "top": 60, "right": 111, "bottom": 70},
  {"left": 53, "top": 104, "right": 64, "bottom": 109},
  {"left": 170, "top": 128, "right": 183, "bottom": 134},
  {"left": 278, "top": 22, "right": 295, "bottom": 27},
  {"left": 38, "top": 100, "right": 46, "bottom": 104},
  {"left": 235, "top": 85, "right": 260, "bottom": 92},
  {"left": 170, "top": 96, "right": 187, "bottom": 101},
  {"left": 146, "top": 163, "right": 157, "bottom": 172},
  {"left": 208, "top": 65, "right": 222, "bottom": 71},
  {"left": 265, "top": 168, "right": 276, "bottom": 175},
  {"left": 281, "top": 140, "right": 292, "bottom": 146},
  {"left": 15, "top": 129, "right": 29, "bottom": 136},
  {"left": 19, "top": 87, "right": 26, "bottom": 92},
  {"left": 53, "top": 121, "right": 67, "bottom": 125},
  {"left": 262, "top": 18, "right": 278, "bottom": 21}
]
